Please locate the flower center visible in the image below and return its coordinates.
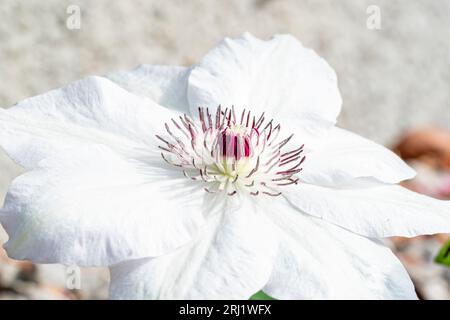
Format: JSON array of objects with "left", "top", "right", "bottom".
[{"left": 157, "top": 106, "right": 305, "bottom": 196}]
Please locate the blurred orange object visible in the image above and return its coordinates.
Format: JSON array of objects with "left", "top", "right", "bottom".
[
  {"left": 395, "top": 127, "right": 450, "bottom": 199},
  {"left": 394, "top": 127, "right": 450, "bottom": 170}
]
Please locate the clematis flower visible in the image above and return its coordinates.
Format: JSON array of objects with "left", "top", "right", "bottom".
[{"left": 1, "top": 33, "right": 450, "bottom": 300}]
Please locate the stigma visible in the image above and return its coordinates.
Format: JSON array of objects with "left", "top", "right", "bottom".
[{"left": 157, "top": 106, "right": 305, "bottom": 196}]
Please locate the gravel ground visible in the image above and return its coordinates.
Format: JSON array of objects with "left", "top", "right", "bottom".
[{"left": 0, "top": 0, "right": 449, "bottom": 299}]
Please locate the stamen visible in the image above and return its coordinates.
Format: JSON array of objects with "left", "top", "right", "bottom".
[
  {"left": 157, "top": 106, "right": 306, "bottom": 197},
  {"left": 246, "top": 157, "right": 260, "bottom": 178},
  {"left": 262, "top": 191, "right": 282, "bottom": 197}
]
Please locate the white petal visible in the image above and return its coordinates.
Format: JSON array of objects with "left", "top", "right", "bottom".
[
  {"left": 0, "top": 141, "right": 207, "bottom": 266},
  {"left": 264, "top": 200, "right": 417, "bottom": 299},
  {"left": 300, "top": 127, "right": 416, "bottom": 187},
  {"left": 0, "top": 77, "right": 207, "bottom": 265},
  {"left": 188, "top": 33, "right": 342, "bottom": 136},
  {"left": 109, "top": 198, "right": 278, "bottom": 299},
  {"left": 283, "top": 183, "right": 450, "bottom": 238},
  {"left": 106, "top": 65, "right": 190, "bottom": 113},
  {"left": 0, "top": 76, "right": 181, "bottom": 172}
]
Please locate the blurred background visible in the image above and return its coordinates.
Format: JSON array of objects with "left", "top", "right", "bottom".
[{"left": 0, "top": 0, "right": 449, "bottom": 299}]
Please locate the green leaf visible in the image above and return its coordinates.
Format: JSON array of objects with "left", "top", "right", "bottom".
[
  {"left": 435, "top": 240, "right": 450, "bottom": 267},
  {"left": 249, "top": 291, "right": 275, "bottom": 300}
]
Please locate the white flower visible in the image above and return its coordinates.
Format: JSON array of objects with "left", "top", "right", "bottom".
[{"left": 0, "top": 33, "right": 449, "bottom": 300}]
